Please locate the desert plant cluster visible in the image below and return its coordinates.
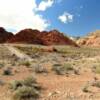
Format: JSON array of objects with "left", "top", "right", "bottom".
[
  {"left": 0, "top": 44, "right": 100, "bottom": 100},
  {"left": 9, "top": 76, "right": 41, "bottom": 100}
]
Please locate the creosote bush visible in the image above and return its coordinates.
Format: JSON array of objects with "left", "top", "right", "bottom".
[
  {"left": 92, "top": 81, "right": 100, "bottom": 88},
  {"left": 82, "top": 85, "right": 89, "bottom": 93},
  {"left": 0, "top": 63, "right": 4, "bottom": 69},
  {"left": 9, "top": 80, "right": 23, "bottom": 90},
  {"left": 19, "top": 61, "right": 31, "bottom": 67},
  {"left": 9, "top": 76, "right": 41, "bottom": 100},
  {"left": 13, "top": 86, "right": 39, "bottom": 100},
  {"left": 95, "top": 65, "right": 100, "bottom": 74},
  {"left": 52, "top": 63, "right": 75, "bottom": 75},
  {"left": 3, "top": 68, "right": 12, "bottom": 75},
  {"left": 34, "top": 65, "right": 48, "bottom": 74}
]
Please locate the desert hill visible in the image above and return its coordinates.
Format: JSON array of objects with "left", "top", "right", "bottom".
[
  {"left": 8, "top": 29, "right": 42, "bottom": 44},
  {"left": 0, "top": 27, "right": 13, "bottom": 43},
  {"left": 77, "top": 30, "right": 100, "bottom": 47},
  {"left": 7, "top": 28, "right": 78, "bottom": 47}
]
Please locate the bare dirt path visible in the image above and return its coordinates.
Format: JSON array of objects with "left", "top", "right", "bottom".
[{"left": 5, "top": 44, "right": 32, "bottom": 61}]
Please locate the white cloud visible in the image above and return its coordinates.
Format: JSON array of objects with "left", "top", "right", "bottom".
[
  {"left": 37, "top": 0, "right": 54, "bottom": 11},
  {"left": 0, "top": 0, "right": 49, "bottom": 33},
  {"left": 58, "top": 12, "right": 73, "bottom": 23}
]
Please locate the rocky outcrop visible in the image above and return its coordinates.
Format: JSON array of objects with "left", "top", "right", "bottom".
[
  {"left": 0, "top": 27, "right": 13, "bottom": 43},
  {"left": 0, "top": 27, "right": 78, "bottom": 47},
  {"left": 40, "top": 30, "right": 78, "bottom": 46},
  {"left": 8, "top": 29, "right": 78, "bottom": 47},
  {"left": 8, "top": 29, "right": 42, "bottom": 44},
  {"left": 77, "top": 30, "right": 100, "bottom": 47}
]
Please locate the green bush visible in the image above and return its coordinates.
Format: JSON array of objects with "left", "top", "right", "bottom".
[
  {"left": 95, "top": 66, "right": 100, "bottom": 74},
  {"left": 52, "top": 65, "right": 63, "bottom": 75},
  {"left": 93, "top": 81, "right": 100, "bottom": 88},
  {"left": 13, "top": 86, "right": 39, "bottom": 100},
  {"left": 0, "top": 63, "right": 4, "bottom": 69},
  {"left": 23, "top": 77, "right": 41, "bottom": 90},
  {"left": 63, "top": 63, "right": 74, "bottom": 71},
  {"left": 34, "top": 65, "right": 48, "bottom": 74},
  {"left": 10, "top": 76, "right": 41, "bottom": 100},
  {"left": 9, "top": 80, "right": 23, "bottom": 90},
  {"left": 52, "top": 63, "right": 74, "bottom": 75},
  {"left": 19, "top": 61, "right": 31, "bottom": 67}
]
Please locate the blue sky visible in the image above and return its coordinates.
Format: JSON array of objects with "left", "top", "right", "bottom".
[
  {"left": 36, "top": 0, "right": 100, "bottom": 36},
  {"left": 0, "top": 0, "right": 100, "bottom": 36}
]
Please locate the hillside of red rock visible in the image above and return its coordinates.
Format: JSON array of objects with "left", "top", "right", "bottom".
[
  {"left": 39, "top": 30, "right": 76, "bottom": 45},
  {"left": 8, "top": 29, "right": 42, "bottom": 44},
  {"left": 0, "top": 27, "right": 78, "bottom": 47},
  {"left": 8, "top": 29, "right": 78, "bottom": 47},
  {"left": 77, "top": 30, "right": 100, "bottom": 47},
  {"left": 0, "top": 27, "right": 13, "bottom": 43}
]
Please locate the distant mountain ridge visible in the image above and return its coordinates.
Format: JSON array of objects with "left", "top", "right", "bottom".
[{"left": 0, "top": 27, "right": 78, "bottom": 47}]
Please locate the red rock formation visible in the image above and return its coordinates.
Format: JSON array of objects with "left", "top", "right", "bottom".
[
  {"left": 8, "top": 29, "right": 42, "bottom": 44},
  {"left": 0, "top": 27, "right": 13, "bottom": 43},
  {"left": 7, "top": 28, "right": 78, "bottom": 47},
  {"left": 40, "top": 30, "right": 78, "bottom": 46}
]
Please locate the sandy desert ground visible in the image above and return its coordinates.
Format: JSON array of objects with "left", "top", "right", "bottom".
[{"left": 0, "top": 44, "right": 100, "bottom": 100}]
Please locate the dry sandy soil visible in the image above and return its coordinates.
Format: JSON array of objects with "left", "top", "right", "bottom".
[{"left": 0, "top": 44, "right": 100, "bottom": 100}]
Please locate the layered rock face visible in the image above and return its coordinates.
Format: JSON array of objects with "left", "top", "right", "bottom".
[
  {"left": 8, "top": 29, "right": 42, "bottom": 44},
  {"left": 0, "top": 27, "right": 13, "bottom": 43},
  {"left": 8, "top": 29, "right": 78, "bottom": 47},
  {"left": 40, "top": 30, "right": 77, "bottom": 46},
  {"left": 0, "top": 27, "right": 78, "bottom": 47},
  {"left": 77, "top": 30, "right": 100, "bottom": 47}
]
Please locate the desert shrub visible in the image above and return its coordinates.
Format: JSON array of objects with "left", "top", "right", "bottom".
[
  {"left": 10, "top": 76, "right": 41, "bottom": 100},
  {"left": 9, "top": 80, "right": 23, "bottom": 90},
  {"left": 22, "top": 77, "right": 41, "bottom": 90},
  {"left": 0, "top": 79, "right": 5, "bottom": 86},
  {"left": 0, "top": 63, "right": 4, "bottom": 69},
  {"left": 92, "top": 81, "right": 100, "bottom": 88},
  {"left": 52, "top": 63, "right": 74, "bottom": 75},
  {"left": 52, "top": 64, "right": 63, "bottom": 75},
  {"left": 63, "top": 63, "right": 74, "bottom": 71},
  {"left": 74, "top": 69, "right": 80, "bottom": 75},
  {"left": 15, "top": 46, "right": 41, "bottom": 54},
  {"left": 82, "top": 85, "right": 89, "bottom": 93},
  {"left": 53, "top": 64, "right": 62, "bottom": 67},
  {"left": 95, "top": 66, "right": 100, "bottom": 74},
  {"left": 3, "top": 68, "right": 12, "bottom": 75},
  {"left": 20, "top": 61, "right": 31, "bottom": 67},
  {"left": 11, "top": 62, "right": 17, "bottom": 66},
  {"left": 13, "top": 86, "right": 39, "bottom": 100},
  {"left": 34, "top": 65, "right": 48, "bottom": 74}
]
